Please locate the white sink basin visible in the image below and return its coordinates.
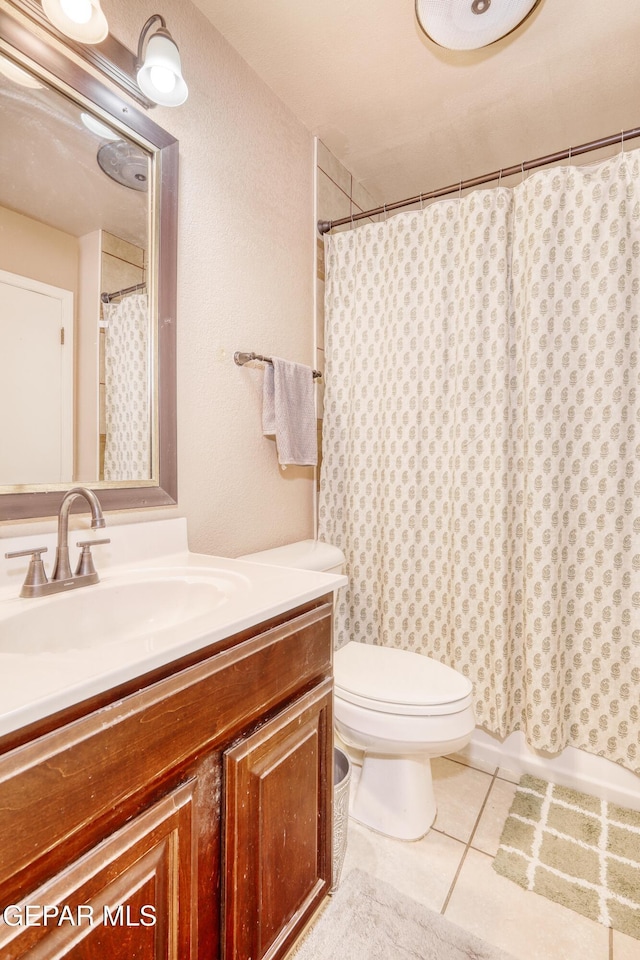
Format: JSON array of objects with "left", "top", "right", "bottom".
[
  {"left": 0, "top": 519, "right": 347, "bottom": 739},
  {"left": 0, "top": 568, "right": 248, "bottom": 655}
]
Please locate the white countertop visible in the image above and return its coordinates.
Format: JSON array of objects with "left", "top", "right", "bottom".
[{"left": 0, "top": 519, "right": 346, "bottom": 739}]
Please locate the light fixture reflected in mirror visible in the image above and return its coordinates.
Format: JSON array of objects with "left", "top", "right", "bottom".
[
  {"left": 0, "top": 53, "right": 44, "bottom": 88},
  {"left": 136, "top": 15, "right": 188, "bottom": 107},
  {"left": 41, "top": 0, "right": 108, "bottom": 44},
  {"left": 416, "top": 0, "right": 542, "bottom": 50},
  {"left": 80, "top": 111, "right": 119, "bottom": 139}
]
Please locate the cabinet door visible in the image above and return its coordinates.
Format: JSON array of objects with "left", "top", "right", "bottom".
[
  {"left": 223, "top": 680, "right": 333, "bottom": 960},
  {"left": 0, "top": 780, "right": 196, "bottom": 960}
]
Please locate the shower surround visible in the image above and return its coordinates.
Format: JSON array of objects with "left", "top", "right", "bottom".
[{"left": 319, "top": 148, "right": 640, "bottom": 790}]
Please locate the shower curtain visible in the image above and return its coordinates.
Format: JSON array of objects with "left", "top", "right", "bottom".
[
  {"left": 319, "top": 150, "right": 640, "bottom": 774},
  {"left": 103, "top": 292, "right": 150, "bottom": 482}
]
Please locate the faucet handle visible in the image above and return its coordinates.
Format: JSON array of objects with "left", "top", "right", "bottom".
[
  {"left": 75, "top": 539, "right": 111, "bottom": 577},
  {"left": 5, "top": 546, "right": 48, "bottom": 560},
  {"left": 5, "top": 547, "right": 49, "bottom": 596}
]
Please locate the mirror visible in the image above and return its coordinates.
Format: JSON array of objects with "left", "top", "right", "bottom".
[{"left": 0, "top": 8, "right": 177, "bottom": 520}]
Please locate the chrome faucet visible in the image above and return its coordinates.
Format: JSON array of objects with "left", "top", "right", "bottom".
[{"left": 5, "top": 487, "right": 110, "bottom": 598}]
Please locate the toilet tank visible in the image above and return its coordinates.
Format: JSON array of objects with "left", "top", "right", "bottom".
[{"left": 239, "top": 539, "right": 345, "bottom": 575}]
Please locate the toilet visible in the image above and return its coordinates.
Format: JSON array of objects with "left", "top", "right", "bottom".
[
  {"left": 239, "top": 540, "right": 476, "bottom": 841},
  {"left": 333, "top": 641, "right": 474, "bottom": 840}
]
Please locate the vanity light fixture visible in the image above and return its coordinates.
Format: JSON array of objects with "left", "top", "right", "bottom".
[
  {"left": 41, "top": 0, "right": 108, "bottom": 45},
  {"left": 415, "top": 0, "right": 542, "bottom": 50},
  {"left": 136, "top": 14, "right": 188, "bottom": 107}
]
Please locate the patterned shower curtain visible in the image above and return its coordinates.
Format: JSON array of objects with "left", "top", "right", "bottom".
[
  {"left": 319, "top": 151, "right": 640, "bottom": 774},
  {"left": 103, "top": 292, "right": 150, "bottom": 482}
]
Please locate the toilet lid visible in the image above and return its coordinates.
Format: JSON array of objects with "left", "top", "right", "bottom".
[{"left": 334, "top": 642, "right": 473, "bottom": 710}]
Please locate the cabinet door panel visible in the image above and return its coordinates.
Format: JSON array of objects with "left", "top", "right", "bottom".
[
  {"left": 0, "top": 780, "right": 196, "bottom": 960},
  {"left": 223, "top": 680, "right": 332, "bottom": 960}
]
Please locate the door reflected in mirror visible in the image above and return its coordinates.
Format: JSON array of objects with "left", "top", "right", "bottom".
[{"left": 0, "top": 53, "right": 153, "bottom": 488}]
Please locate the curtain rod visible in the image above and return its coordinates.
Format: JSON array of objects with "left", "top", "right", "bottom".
[
  {"left": 317, "top": 125, "right": 640, "bottom": 235},
  {"left": 100, "top": 281, "right": 146, "bottom": 304}
]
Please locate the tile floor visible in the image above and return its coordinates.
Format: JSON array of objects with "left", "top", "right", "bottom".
[{"left": 338, "top": 754, "right": 638, "bottom": 960}]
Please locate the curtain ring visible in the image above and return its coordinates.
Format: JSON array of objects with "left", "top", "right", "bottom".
[
  {"left": 567, "top": 144, "right": 572, "bottom": 166},
  {"left": 419, "top": 192, "right": 424, "bottom": 211},
  {"left": 621, "top": 129, "right": 625, "bottom": 155},
  {"left": 498, "top": 168, "right": 503, "bottom": 187},
  {"left": 521, "top": 161, "right": 525, "bottom": 182},
  {"left": 383, "top": 202, "right": 387, "bottom": 221}
]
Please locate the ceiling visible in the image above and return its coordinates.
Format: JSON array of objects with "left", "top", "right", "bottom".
[
  {"left": 190, "top": 0, "right": 640, "bottom": 206},
  {"left": 0, "top": 67, "right": 148, "bottom": 246}
]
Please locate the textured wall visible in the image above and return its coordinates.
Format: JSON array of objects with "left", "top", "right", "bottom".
[
  {"left": 107, "top": 0, "right": 317, "bottom": 557},
  {"left": 0, "top": 205, "right": 78, "bottom": 290},
  {"left": 3, "top": 0, "right": 316, "bottom": 556}
]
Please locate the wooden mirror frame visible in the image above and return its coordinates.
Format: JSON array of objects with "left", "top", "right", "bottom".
[{"left": 0, "top": 8, "right": 178, "bottom": 521}]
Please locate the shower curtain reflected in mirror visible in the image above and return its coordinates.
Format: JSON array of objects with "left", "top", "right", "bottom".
[
  {"left": 103, "top": 292, "right": 150, "bottom": 482},
  {"left": 319, "top": 151, "right": 640, "bottom": 774}
]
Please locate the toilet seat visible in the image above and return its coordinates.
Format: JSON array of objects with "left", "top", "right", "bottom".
[{"left": 334, "top": 642, "right": 473, "bottom": 717}]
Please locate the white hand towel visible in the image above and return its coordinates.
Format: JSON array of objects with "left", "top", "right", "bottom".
[{"left": 262, "top": 358, "right": 317, "bottom": 466}]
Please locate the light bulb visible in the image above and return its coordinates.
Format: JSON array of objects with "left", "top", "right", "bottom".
[
  {"left": 60, "top": 0, "right": 93, "bottom": 24},
  {"left": 42, "top": 0, "right": 108, "bottom": 42},
  {"left": 136, "top": 19, "right": 188, "bottom": 106},
  {"left": 149, "top": 65, "right": 176, "bottom": 94}
]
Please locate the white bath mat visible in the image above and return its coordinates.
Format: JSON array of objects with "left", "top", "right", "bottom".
[{"left": 291, "top": 868, "right": 516, "bottom": 960}]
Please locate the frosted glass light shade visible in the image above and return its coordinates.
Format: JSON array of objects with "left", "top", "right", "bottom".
[
  {"left": 416, "top": 0, "right": 541, "bottom": 50},
  {"left": 41, "top": 0, "right": 108, "bottom": 44},
  {"left": 0, "top": 54, "right": 44, "bottom": 88},
  {"left": 137, "top": 32, "right": 188, "bottom": 107},
  {"left": 80, "top": 112, "right": 119, "bottom": 140}
]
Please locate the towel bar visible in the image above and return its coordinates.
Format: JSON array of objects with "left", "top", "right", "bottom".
[{"left": 234, "top": 351, "right": 322, "bottom": 379}]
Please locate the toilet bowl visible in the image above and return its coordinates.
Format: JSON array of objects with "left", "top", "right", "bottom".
[
  {"left": 239, "top": 540, "right": 476, "bottom": 841},
  {"left": 334, "top": 641, "right": 475, "bottom": 840}
]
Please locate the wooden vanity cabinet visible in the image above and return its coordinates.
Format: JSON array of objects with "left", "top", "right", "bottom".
[{"left": 0, "top": 596, "right": 334, "bottom": 960}]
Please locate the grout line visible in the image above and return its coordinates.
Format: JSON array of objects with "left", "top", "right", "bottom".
[
  {"left": 438, "top": 848, "right": 467, "bottom": 915},
  {"left": 444, "top": 754, "right": 505, "bottom": 784},
  {"left": 495, "top": 771, "right": 521, "bottom": 785},
  {"left": 318, "top": 166, "right": 352, "bottom": 204},
  {"left": 317, "top": 164, "right": 372, "bottom": 218},
  {"left": 439, "top": 766, "right": 500, "bottom": 915},
  {"left": 467, "top": 766, "right": 500, "bottom": 849},
  {"left": 104, "top": 251, "right": 144, "bottom": 270}
]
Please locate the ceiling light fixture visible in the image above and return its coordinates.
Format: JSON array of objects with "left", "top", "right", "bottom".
[
  {"left": 41, "top": 0, "right": 108, "bottom": 45},
  {"left": 136, "top": 15, "right": 188, "bottom": 107},
  {"left": 415, "top": 0, "right": 542, "bottom": 51}
]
